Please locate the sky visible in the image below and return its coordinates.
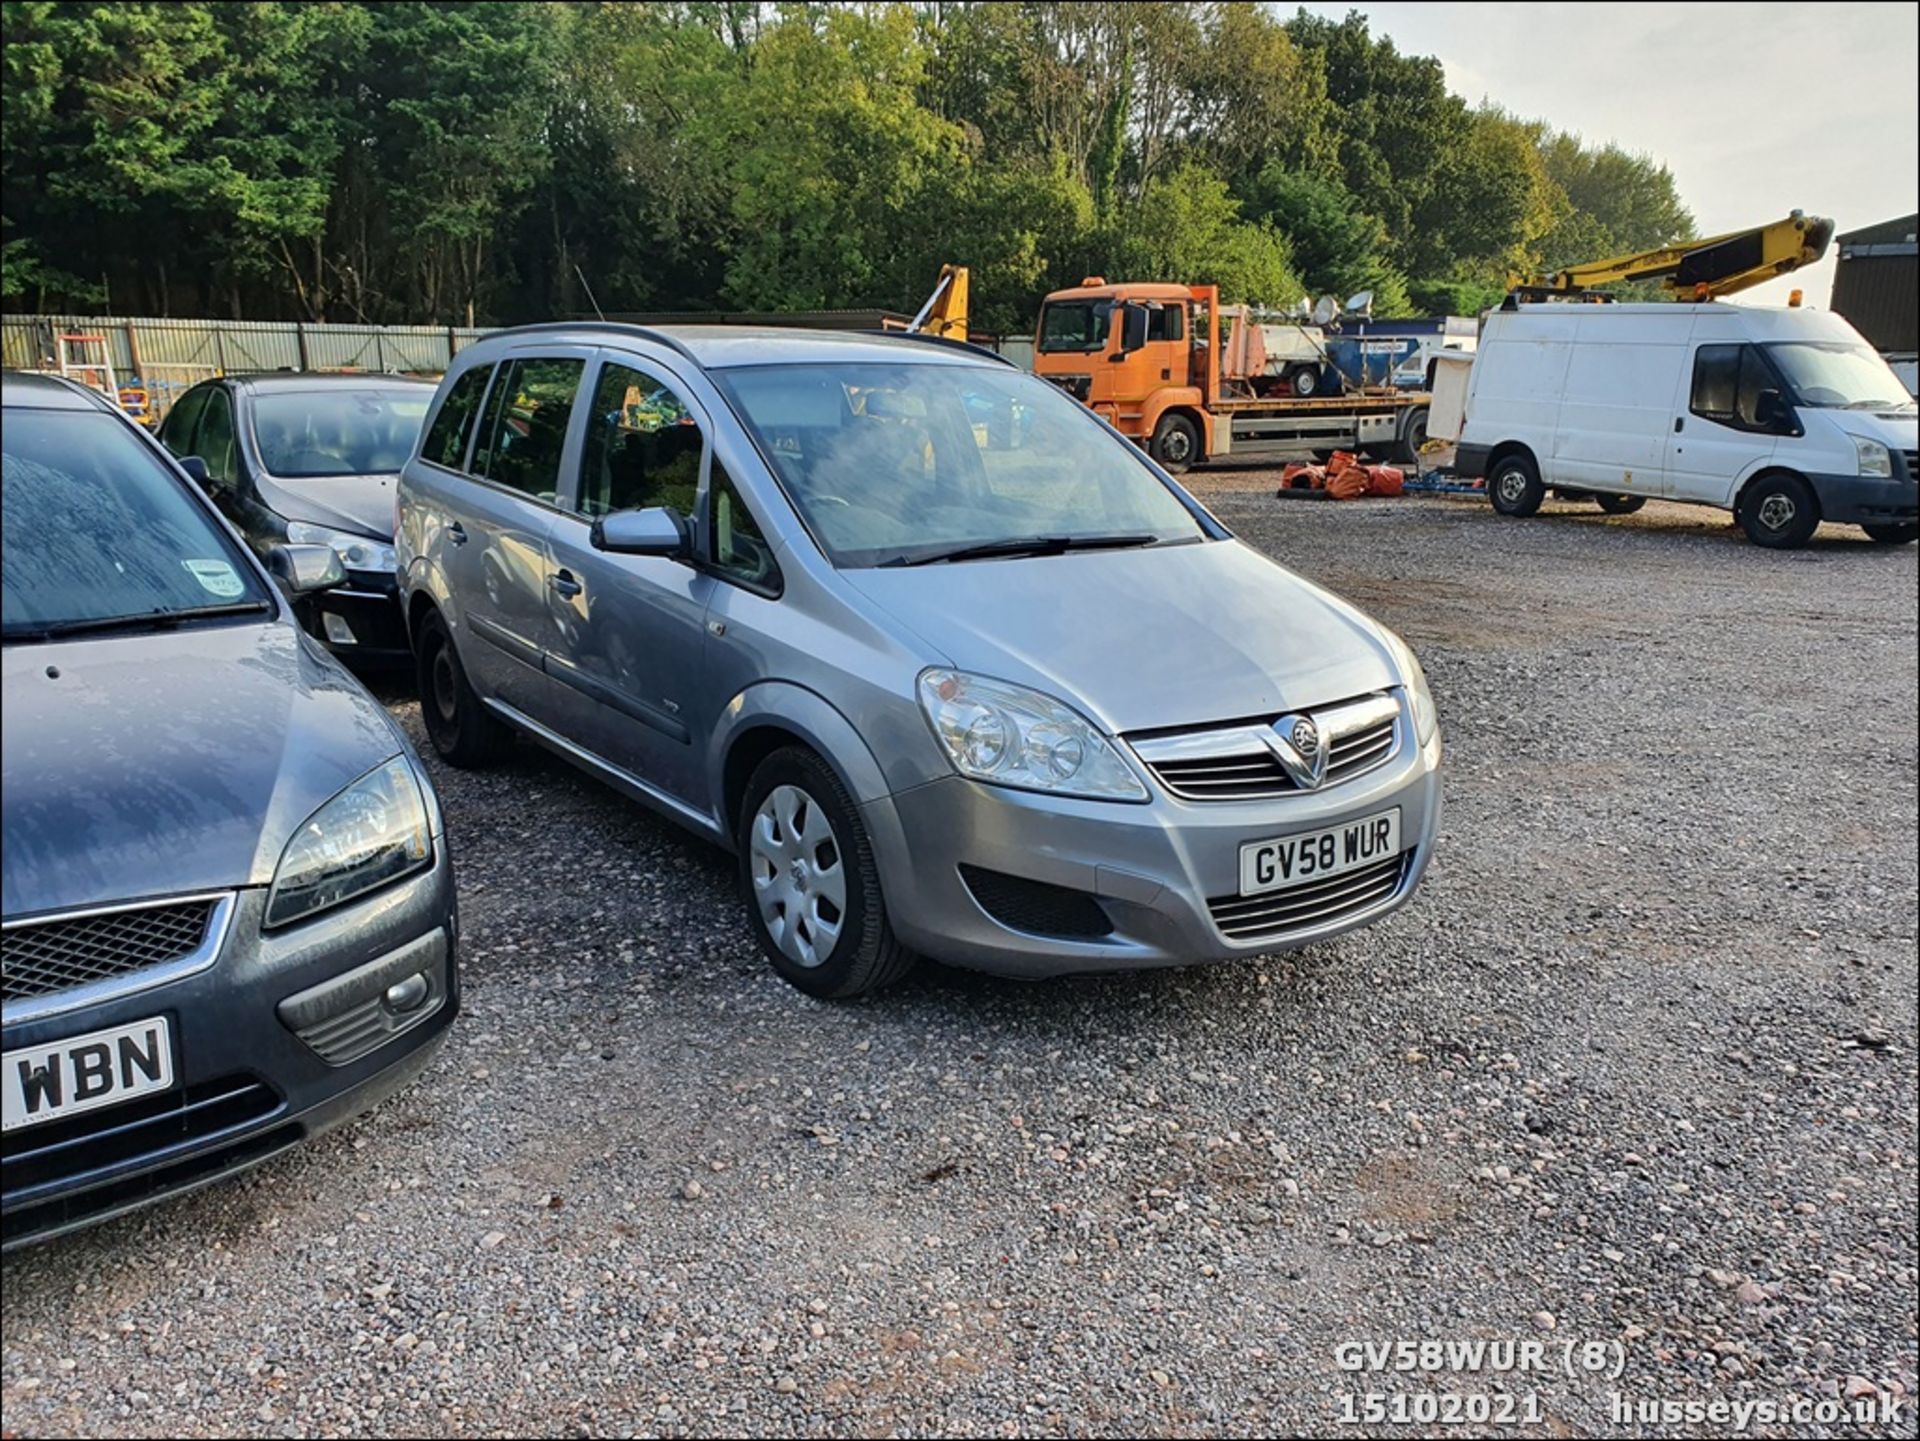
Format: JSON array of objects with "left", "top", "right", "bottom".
[{"left": 1292, "top": 1, "right": 1920, "bottom": 306}]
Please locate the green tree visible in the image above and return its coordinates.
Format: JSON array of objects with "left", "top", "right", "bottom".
[
  {"left": 1245, "top": 165, "right": 1410, "bottom": 315},
  {"left": 1111, "top": 161, "right": 1300, "bottom": 305}
]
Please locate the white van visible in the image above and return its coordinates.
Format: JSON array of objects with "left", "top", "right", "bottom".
[{"left": 1455, "top": 302, "right": 1918, "bottom": 548}]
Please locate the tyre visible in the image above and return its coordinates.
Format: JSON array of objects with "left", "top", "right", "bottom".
[
  {"left": 739, "top": 746, "right": 916, "bottom": 998},
  {"left": 1736, "top": 472, "right": 1820, "bottom": 549},
  {"left": 1596, "top": 493, "right": 1646, "bottom": 515},
  {"left": 1488, "top": 451, "right": 1544, "bottom": 517},
  {"left": 414, "top": 607, "right": 511, "bottom": 767},
  {"left": 1150, "top": 412, "right": 1199, "bottom": 473},
  {"left": 1394, "top": 407, "right": 1429, "bottom": 464},
  {"left": 1862, "top": 522, "right": 1918, "bottom": 545},
  {"left": 1290, "top": 365, "right": 1322, "bottom": 398}
]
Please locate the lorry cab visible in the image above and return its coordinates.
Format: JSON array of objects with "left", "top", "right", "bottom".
[{"left": 1456, "top": 301, "right": 1918, "bottom": 548}]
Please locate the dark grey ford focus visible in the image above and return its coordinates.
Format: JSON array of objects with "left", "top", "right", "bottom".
[{"left": 1, "top": 372, "right": 457, "bottom": 1250}]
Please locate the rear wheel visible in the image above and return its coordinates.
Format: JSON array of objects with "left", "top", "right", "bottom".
[
  {"left": 1488, "top": 452, "right": 1544, "bottom": 517},
  {"left": 1596, "top": 493, "right": 1646, "bottom": 515},
  {"left": 1150, "top": 412, "right": 1199, "bottom": 473},
  {"left": 739, "top": 747, "right": 916, "bottom": 998},
  {"left": 1394, "top": 407, "right": 1429, "bottom": 464},
  {"left": 1862, "top": 522, "right": 1918, "bottom": 545},
  {"left": 415, "top": 608, "right": 510, "bottom": 767},
  {"left": 1737, "top": 472, "right": 1820, "bottom": 549}
]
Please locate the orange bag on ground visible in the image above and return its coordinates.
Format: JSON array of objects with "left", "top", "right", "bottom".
[
  {"left": 1326, "top": 467, "right": 1369, "bottom": 499},
  {"left": 1366, "top": 464, "right": 1405, "bottom": 496},
  {"left": 1280, "top": 463, "right": 1326, "bottom": 489}
]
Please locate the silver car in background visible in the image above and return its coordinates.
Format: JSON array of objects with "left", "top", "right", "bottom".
[{"left": 396, "top": 324, "right": 1442, "bottom": 997}]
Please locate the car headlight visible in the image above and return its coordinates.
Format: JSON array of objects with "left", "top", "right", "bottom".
[
  {"left": 1854, "top": 437, "right": 1893, "bottom": 479},
  {"left": 916, "top": 669, "right": 1147, "bottom": 801},
  {"left": 286, "top": 520, "right": 397, "bottom": 574},
  {"left": 266, "top": 757, "right": 432, "bottom": 927},
  {"left": 1382, "top": 630, "right": 1439, "bottom": 746}
]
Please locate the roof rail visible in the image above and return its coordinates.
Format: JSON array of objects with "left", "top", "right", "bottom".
[
  {"left": 855, "top": 329, "right": 1016, "bottom": 366},
  {"left": 480, "top": 320, "right": 704, "bottom": 366}
]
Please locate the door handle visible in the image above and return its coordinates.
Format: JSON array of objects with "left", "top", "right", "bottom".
[
  {"left": 550, "top": 570, "right": 583, "bottom": 599},
  {"left": 446, "top": 522, "right": 468, "bottom": 545},
  {"left": 1673, "top": 417, "right": 1684, "bottom": 433}
]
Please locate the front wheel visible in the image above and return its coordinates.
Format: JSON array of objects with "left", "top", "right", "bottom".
[
  {"left": 1150, "top": 412, "right": 1199, "bottom": 473},
  {"left": 739, "top": 747, "right": 916, "bottom": 998},
  {"left": 1488, "top": 453, "right": 1544, "bottom": 517},
  {"left": 1290, "top": 366, "right": 1322, "bottom": 398},
  {"left": 1737, "top": 472, "right": 1820, "bottom": 549},
  {"left": 1596, "top": 493, "right": 1646, "bottom": 515},
  {"left": 1862, "top": 522, "right": 1918, "bottom": 545}
]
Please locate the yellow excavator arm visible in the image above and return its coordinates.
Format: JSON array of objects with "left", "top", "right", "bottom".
[
  {"left": 904, "top": 264, "right": 969, "bottom": 342},
  {"left": 1515, "top": 211, "right": 1835, "bottom": 301}
]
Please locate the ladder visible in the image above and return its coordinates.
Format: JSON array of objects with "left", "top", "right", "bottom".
[{"left": 56, "top": 331, "right": 118, "bottom": 397}]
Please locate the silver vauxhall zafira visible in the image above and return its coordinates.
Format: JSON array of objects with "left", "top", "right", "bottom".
[{"left": 396, "top": 324, "right": 1442, "bottom": 996}]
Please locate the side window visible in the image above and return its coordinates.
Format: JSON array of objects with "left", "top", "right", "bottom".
[
  {"left": 1147, "top": 304, "right": 1184, "bottom": 343},
  {"left": 422, "top": 364, "right": 493, "bottom": 471},
  {"left": 708, "top": 461, "right": 779, "bottom": 591},
  {"left": 197, "top": 388, "right": 238, "bottom": 484},
  {"left": 160, "top": 386, "right": 208, "bottom": 455},
  {"left": 576, "top": 360, "right": 703, "bottom": 518},
  {"left": 1690, "top": 344, "right": 1740, "bottom": 420},
  {"left": 472, "top": 357, "right": 583, "bottom": 502}
]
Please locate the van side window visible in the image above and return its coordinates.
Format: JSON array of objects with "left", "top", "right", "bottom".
[
  {"left": 576, "top": 360, "right": 702, "bottom": 518},
  {"left": 708, "top": 460, "right": 779, "bottom": 592},
  {"left": 423, "top": 364, "right": 493, "bottom": 471},
  {"left": 472, "top": 358, "right": 584, "bottom": 503},
  {"left": 1147, "top": 304, "right": 1185, "bottom": 343},
  {"left": 1691, "top": 344, "right": 1778, "bottom": 431}
]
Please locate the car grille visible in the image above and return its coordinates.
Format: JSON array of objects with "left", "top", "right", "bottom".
[
  {"left": 1132, "top": 693, "right": 1401, "bottom": 802},
  {"left": 960, "top": 866, "right": 1113, "bottom": 939},
  {"left": 2, "top": 1073, "right": 286, "bottom": 1244},
  {"left": 3, "top": 899, "right": 218, "bottom": 1004},
  {"left": 1903, "top": 449, "right": 1918, "bottom": 482},
  {"left": 1208, "top": 852, "right": 1410, "bottom": 942}
]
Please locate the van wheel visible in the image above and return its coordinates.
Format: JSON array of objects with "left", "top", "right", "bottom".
[
  {"left": 1290, "top": 365, "right": 1322, "bottom": 398},
  {"left": 415, "top": 609, "right": 510, "bottom": 767},
  {"left": 1862, "top": 522, "right": 1918, "bottom": 545},
  {"left": 739, "top": 746, "right": 916, "bottom": 999},
  {"left": 1150, "top": 413, "right": 1199, "bottom": 473},
  {"left": 1596, "top": 493, "right": 1646, "bottom": 515},
  {"left": 1488, "top": 453, "right": 1544, "bottom": 517},
  {"left": 1737, "top": 472, "right": 1820, "bottom": 549}
]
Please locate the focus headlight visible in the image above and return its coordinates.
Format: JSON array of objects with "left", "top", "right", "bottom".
[
  {"left": 1854, "top": 437, "right": 1893, "bottom": 479},
  {"left": 286, "top": 520, "right": 397, "bottom": 574},
  {"left": 917, "top": 669, "right": 1147, "bottom": 801},
  {"left": 1383, "top": 630, "right": 1440, "bottom": 746},
  {"left": 266, "top": 757, "right": 432, "bottom": 927}
]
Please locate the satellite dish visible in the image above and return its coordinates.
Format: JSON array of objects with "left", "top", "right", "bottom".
[
  {"left": 1294, "top": 297, "right": 1313, "bottom": 319},
  {"left": 1311, "top": 294, "right": 1339, "bottom": 326},
  {"left": 1346, "top": 290, "right": 1375, "bottom": 317}
]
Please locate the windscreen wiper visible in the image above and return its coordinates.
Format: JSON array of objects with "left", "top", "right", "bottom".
[
  {"left": 4, "top": 600, "right": 273, "bottom": 643},
  {"left": 881, "top": 533, "right": 1162, "bottom": 568}
]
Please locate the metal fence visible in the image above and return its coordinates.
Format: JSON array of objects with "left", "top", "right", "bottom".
[{"left": 1, "top": 314, "right": 488, "bottom": 420}]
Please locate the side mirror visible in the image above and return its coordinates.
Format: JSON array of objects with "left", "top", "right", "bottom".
[
  {"left": 1755, "top": 388, "right": 1787, "bottom": 429},
  {"left": 591, "top": 506, "right": 689, "bottom": 558},
  {"left": 179, "top": 455, "right": 212, "bottom": 486},
  {"left": 1116, "top": 303, "right": 1150, "bottom": 357},
  {"left": 267, "top": 543, "right": 347, "bottom": 595}
]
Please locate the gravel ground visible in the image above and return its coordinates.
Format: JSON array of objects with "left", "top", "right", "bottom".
[{"left": 3, "top": 478, "right": 1915, "bottom": 1439}]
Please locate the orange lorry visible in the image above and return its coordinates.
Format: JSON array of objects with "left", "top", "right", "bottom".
[{"left": 1031, "top": 279, "right": 1431, "bottom": 472}]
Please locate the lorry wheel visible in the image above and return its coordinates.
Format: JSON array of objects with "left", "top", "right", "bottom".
[
  {"left": 1150, "top": 413, "right": 1199, "bottom": 473},
  {"left": 1862, "top": 522, "right": 1918, "bottom": 544},
  {"left": 1737, "top": 472, "right": 1820, "bottom": 549},
  {"left": 1596, "top": 493, "right": 1646, "bottom": 515},
  {"left": 1488, "top": 453, "right": 1544, "bottom": 517},
  {"left": 1290, "top": 366, "right": 1322, "bottom": 398},
  {"left": 1395, "top": 408, "right": 1429, "bottom": 464}
]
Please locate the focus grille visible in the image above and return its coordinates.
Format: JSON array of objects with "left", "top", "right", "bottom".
[
  {"left": 1208, "top": 852, "right": 1409, "bottom": 942},
  {"left": 3, "top": 901, "right": 217, "bottom": 1003},
  {"left": 1143, "top": 712, "right": 1398, "bottom": 802},
  {"left": 1903, "top": 450, "right": 1918, "bottom": 482}
]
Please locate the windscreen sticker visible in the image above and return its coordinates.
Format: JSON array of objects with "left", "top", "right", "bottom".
[{"left": 183, "top": 559, "right": 245, "bottom": 599}]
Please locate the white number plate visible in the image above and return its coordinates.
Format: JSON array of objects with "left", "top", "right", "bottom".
[
  {"left": 1239, "top": 809, "right": 1402, "bottom": 896},
  {"left": 2, "top": 1016, "right": 175, "bottom": 1133}
]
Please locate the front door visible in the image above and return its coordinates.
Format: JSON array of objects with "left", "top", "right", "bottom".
[
  {"left": 543, "top": 352, "right": 716, "bottom": 804},
  {"left": 1667, "top": 334, "right": 1781, "bottom": 505}
]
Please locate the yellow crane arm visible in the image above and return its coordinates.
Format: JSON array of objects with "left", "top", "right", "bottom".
[
  {"left": 1518, "top": 211, "right": 1835, "bottom": 301},
  {"left": 906, "top": 264, "right": 969, "bottom": 341}
]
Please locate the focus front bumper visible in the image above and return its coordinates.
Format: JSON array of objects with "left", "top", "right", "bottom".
[
  {"left": 1804, "top": 473, "right": 1918, "bottom": 527},
  {"left": 863, "top": 707, "right": 1443, "bottom": 978},
  {"left": 1, "top": 847, "right": 458, "bottom": 1250}
]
